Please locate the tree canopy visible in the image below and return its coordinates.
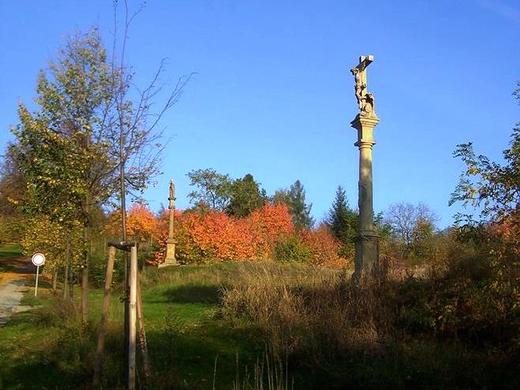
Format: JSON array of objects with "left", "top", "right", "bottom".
[
  {"left": 450, "top": 85, "right": 520, "bottom": 225},
  {"left": 187, "top": 168, "right": 233, "bottom": 211},
  {"left": 12, "top": 29, "right": 117, "bottom": 226},
  {"left": 226, "top": 174, "right": 267, "bottom": 218}
]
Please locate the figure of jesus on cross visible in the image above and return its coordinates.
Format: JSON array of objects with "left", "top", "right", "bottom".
[{"left": 350, "top": 55, "right": 376, "bottom": 117}]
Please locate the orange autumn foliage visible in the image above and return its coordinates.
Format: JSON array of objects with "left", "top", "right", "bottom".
[
  {"left": 301, "top": 224, "right": 347, "bottom": 268},
  {"left": 127, "top": 203, "right": 161, "bottom": 242},
  {"left": 179, "top": 211, "right": 256, "bottom": 262},
  {"left": 246, "top": 203, "right": 294, "bottom": 259},
  {"left": 106, "top": 203, "right": 160, "bottom": 243},
  {"left": 151, "top": 203, "right": 346, "bottom": 267},
  {"left": 153, "top": 203, "right": 295, "bottom": 264},
  {"left": 489, "top": 211, "right": 520, "bottom": 257}
]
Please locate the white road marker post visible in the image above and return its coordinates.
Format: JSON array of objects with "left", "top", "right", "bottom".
[{"left": 31, "top": 253, "right": 46, "bottom": 297}]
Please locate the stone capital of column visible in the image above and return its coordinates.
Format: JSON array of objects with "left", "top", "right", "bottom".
[
  {"left": 350, "top": 113, "right": 380, "bottom": 130},
  {"left": 357, "top": 228, "right": 380, "bottom": 238},
  {"left": 354, "top": 139, "right": 376, "bottom": 148}
]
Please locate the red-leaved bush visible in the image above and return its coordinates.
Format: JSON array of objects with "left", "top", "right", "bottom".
[
  {"left": 301, "top": 224, "right": 348, "bottom": 268},
  {"left": 151, "top": 203, "right": 347, "bottom": 267},
  {"left": 153, "top": 204, "right": 296, "bottom": 264}
]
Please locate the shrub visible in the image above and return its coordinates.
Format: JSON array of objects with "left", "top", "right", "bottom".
[
  {"left": 154, "top": 204, "right": 295, "bottom": 264},
  {"left": 273, "top": 234, "right": 311, "bottom": 263},
  {"left": 153, "top": 206, "right": 347, "bottom": 268},
  {"left": 301, "top": 225, "right": 347, "bottom": 268},
  {"left": 393, "top": 226, "right": 520, "bottom": 351}
]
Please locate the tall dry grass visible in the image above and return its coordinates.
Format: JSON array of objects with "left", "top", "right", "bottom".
[
  {"left": 232, "top": 347, "right": 293, "bottom": 390},
  {"left": 220, "top": 262, "right": 392, "bottom": 362}
]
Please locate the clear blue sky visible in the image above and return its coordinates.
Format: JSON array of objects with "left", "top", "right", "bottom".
[{"left": 1, "top": 0, "right": 519, "bottom": 227}]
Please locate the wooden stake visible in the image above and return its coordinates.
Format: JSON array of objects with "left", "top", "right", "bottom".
[
  {"left": 137, "top": 276, "right": 152, "bottom": 382},
  {"left": 63, "top": 240, "right": 71, "bottom": 299},
  {"left": 52, "top": 269, "right": 58, "bottom": 291},
  {"left": 81, "top": 227, "right": 90, "bottom": 325},
  {"left": 128, "top": 245, "right": 138, "bottom": 390},
  {"left": 93, "top": 246, "right": 117, "bottom": 388}
]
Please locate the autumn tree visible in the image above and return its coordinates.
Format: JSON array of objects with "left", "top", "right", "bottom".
[
  {"left": 0, "top": 145, "right": 25, "bottom": 216},
  {"left": 11, "top": 30, "right": 120, "bottom": 321},
  {"left": 129, "top": 204, "right": 159, "bottom": 243},
  {"left": 449, "top": 83, "right": 520, "bottom": 310},
  {"left": 22, "top": 216, "right": 85, "bottom": 294},
  {"left": 0, "top": 145, "right": 26, "bottom": 243},
  {"left": 11, "top": 19, "right": 188, "bottom": 318},
  {"left": 246, "top": 203, "right": 294, "bottom": 259}
]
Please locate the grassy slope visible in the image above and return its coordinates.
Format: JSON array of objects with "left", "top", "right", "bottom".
[
  {"left": 0, "top": 249, "right": 518, "bottom": 389},
  {"left": 0, "top": 244, "right": 21, "bottom": 257},
  {"left": 0, "top": 244, "right": 22, "bottom": 273},
  {"left": 0, "top": 262, "right": 262, "bottom": 389}
]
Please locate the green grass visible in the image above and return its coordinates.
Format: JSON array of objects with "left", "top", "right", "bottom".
[
  {"left": 0, "top": 243, "right": 22, "bottom": 256},
  {"left": 0, "top": 264, "right": 263, "bottom": 389},
  {"left": 0, "top": 244, "right": 23, "bottom": 275},
  {"left": 0, "top": 243, "right": 22, "bottom": 269}
]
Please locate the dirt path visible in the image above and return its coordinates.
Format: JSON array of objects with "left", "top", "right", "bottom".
[{"left": 0, "top": 256, "right": 34, "bottom": 325}]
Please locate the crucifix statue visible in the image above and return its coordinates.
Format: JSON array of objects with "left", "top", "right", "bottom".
[
  {"left": 350, "top": 55, "right": 376, "bottom": 118},
  {"left": 349, "top": 54, "right": 380, "bottom": 280}
]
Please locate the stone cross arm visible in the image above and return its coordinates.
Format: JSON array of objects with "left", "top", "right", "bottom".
[
  {"left": 350, "top": 55, "right": 374, "bottom": 82},
  {"left": 356, "top": 55, "right": 374, "bottom": 72}
]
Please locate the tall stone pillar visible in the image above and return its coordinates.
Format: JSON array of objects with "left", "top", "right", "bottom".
[
  {"left": 159, "top": 179, "right": 177, "bottom": 268},
  {"left": 351, "top": 115, "right": 379, "bottom": 278},
  {"left": 349, "top": 55, "right": 380, "bottom": 280}
]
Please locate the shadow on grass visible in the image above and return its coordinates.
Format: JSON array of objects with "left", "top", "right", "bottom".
[
  {"left": 0, "top": 359, "right": 88, "bottom": 390},
  {"left": 147, "top": 322, "right": 263, "bottom": 389},
  {"left": 160, "top": 284, "right": 222, "bottom": 305},
  {"left": 0, "top": 256, "right": 34, "bottom": 274},
  {"left": 1, "top": 310, "right": 261, "bottom": 389}
]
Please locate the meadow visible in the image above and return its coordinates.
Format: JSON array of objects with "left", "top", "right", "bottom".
[{"left": 1, "top": 244, "right": 519, "bottom": 389}]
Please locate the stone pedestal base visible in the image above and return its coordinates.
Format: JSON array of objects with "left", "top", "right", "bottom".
[
  {"left": 158, "top": 239, "right": 177, "bottom": 268},
  {"left": 353, "top": 230, "right": 380, "bottom": 281}
]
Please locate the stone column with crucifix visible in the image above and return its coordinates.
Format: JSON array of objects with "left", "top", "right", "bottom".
[
  {"left": 159, "top": 179, "right": 178, "bottom": 267},
  {"left": 349, "top": 55, "right": 380, "bottom": 279}
]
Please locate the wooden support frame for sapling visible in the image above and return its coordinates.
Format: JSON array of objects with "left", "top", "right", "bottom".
[{"left": 92, "top": 241, "right": 149, "bottom": 390}]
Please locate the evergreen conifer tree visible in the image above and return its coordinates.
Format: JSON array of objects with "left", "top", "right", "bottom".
[{"left": 326, "top": 186, "right": 358, "bottom": 245}]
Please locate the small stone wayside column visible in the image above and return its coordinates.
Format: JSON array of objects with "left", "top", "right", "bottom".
[{"left": 159, "top": 179, "right": 178, "bottom": 267}]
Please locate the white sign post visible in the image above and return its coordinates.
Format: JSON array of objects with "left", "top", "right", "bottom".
[{"left": 31, "top": 253, "right": 46, "bottom": 297}]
